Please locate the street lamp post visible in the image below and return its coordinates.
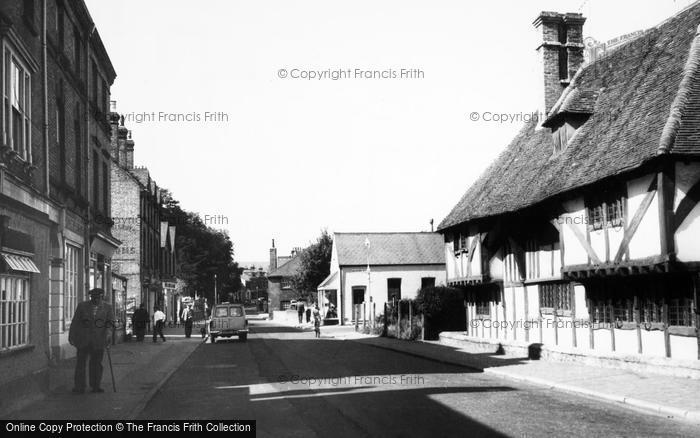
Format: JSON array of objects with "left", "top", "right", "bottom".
[
  {"left": 214, "top": 274, "right": 218, "bottom": 305},
  {"left": 365, "top": 238, "right": 371, "bottom": 329}
]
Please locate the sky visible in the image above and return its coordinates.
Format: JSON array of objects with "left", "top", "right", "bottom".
[{"left": 85, "top": 0, "right": 695, "bottom": 264}]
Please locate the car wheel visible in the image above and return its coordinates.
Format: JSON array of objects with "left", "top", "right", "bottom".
[
  {"left": 210, "top": 335, "right": 216, "bottom": 344},
  {"left": 240, "top": 333, "right": 247, "bottom": 342}
]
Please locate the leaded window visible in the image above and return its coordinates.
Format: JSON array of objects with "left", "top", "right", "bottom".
[{"left": 539, "top": 282, "right": 572, "bottom": 313}]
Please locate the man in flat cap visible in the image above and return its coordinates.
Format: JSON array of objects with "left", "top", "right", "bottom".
[{"left": 69, "top": 288, "right": 115, "bottom": 393}]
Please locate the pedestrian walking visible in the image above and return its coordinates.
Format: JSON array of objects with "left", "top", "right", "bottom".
[
  {"left": 313, "top": 305, "right": 321, "bottom": 338},
  {"left": 68, "top": 288, "right": 115, "bottom": 394},
  {"left": 153, "top": 306, "right": 166, "bottom": 342},
  {"left": 181, "top": 304, "right": 194, "bottom": 338},
  {"left": 297, "top": 302, "right": 305, "bottom": 325},
  {"left": 305, "top": 307, "right": 311, "bottom": 324},
  {"left": 132, "top": 304, "right": 149, "bottom": 342}
]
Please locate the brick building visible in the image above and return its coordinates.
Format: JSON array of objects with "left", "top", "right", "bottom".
[
  {"left": 0, "top": 0, "right": 118, "bottom": 413},
  {"left": 110, "top": 112, "right": 168, "bottom": 317},
  {"left": 267, "top": 240, "right": 303, "bottom": 313}
]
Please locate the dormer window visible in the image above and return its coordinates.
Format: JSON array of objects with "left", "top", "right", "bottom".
[{"left": 550, "top": 113, "right": 589, "bottom": 153}]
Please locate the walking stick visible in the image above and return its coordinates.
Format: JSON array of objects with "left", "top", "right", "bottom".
[{"left": 106, "top": 346, "right": 117, "bottom": 392}]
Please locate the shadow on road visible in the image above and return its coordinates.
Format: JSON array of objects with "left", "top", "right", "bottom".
[{"left": 139, "top": 323, "right": 521, "bottom": 436}]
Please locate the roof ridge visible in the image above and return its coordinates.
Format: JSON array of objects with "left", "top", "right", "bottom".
[{"left": 658, "top": 24, "right": 700, "bottom": 154}]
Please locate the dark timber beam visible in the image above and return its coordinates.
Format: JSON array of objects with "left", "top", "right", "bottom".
[{"left": 658, "top": 162, "right": 676, "bottom": 259}]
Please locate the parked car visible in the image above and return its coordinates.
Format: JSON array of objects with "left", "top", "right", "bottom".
[{"left": 209, "top": 303, "right": 248, "bottom": 343}]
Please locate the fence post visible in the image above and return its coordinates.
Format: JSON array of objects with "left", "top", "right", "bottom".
[
  {"left": 383, "top": 302, "right": 388, "bottom": 337},
  {"left": 363, "top": 302, "right": 367, "bottom": 330},
  {"left": 355, "top": 304, "right": 359, "bottom": 332},
  {"left": 373, "top": 302, "right": 376, "bottom": 330},
  {"left": 421, "top": 313, "right": 425, "bottom": 341},
  {"left": 397, "top": 300, "right": 402, "bottom": 339},
  {"left": 409, "top": 300, "right": 413, "bottom": 338}
]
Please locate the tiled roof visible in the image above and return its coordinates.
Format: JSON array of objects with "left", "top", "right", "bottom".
[
  {"left": 439, "top": 3, "right": 700, "bottom": 230},
  {"left": 267, "top": 254, "right": 302, "bottom": 278},
  {"left": 334, "top": 232, "right": 445, "bottom": 266}
]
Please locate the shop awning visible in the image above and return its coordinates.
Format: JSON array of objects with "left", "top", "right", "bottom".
[
  {"left": 317, "top": 271, "right": 339, "bottom": 291},
  {"left": 1, "top": 252, "right": 40, "bottom": 273}
]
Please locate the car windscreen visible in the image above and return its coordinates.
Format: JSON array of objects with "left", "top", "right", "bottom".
[
  {"left": 215, "top": 307, "right": 228, "bottom": 317},
  {"left": 230, "top": 307, "right": 243, "bottom": 317}
]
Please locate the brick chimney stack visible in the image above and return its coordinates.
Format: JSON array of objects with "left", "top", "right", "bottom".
[
  {"left": 534, "top": 12, "right": 586, "bottom": 115},
  {"left": 269, "top": 239, "right": 277, "bottom": 272},
  {"left": 125, "top": 131, "right": 135, "bottom": 170}
]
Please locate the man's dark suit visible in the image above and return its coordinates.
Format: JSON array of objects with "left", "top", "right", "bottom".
[{"left": 69, "top": 299, "right": 115, "bottom": 391}]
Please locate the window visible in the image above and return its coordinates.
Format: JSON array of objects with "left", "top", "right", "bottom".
[
  {"left": 550, "top": 116, "right": 588, "bottom": 153},
  {"left": 0, "top": 275, "right": 30, "bottom": 350},
  {"left": 74, "top": 104, "right": 82, "bottom": 190},
  {"left": 73, "top": 27, "right": 82, "bottom": 78},
  {"left": 281, "top": 279, "right": 291, "bottom": 289},
  {"left": 476, "top": 301, "right": 490, "bottom": 318},
  {"left": 91, "top": 62, "right": 98, "bottom": 107},
  {"left": 56, "top": 80, "right": 65, "bottom": 176},
  {"left": 215, "top": 307, "right": 228, "bottom": 317},
  {"left": 64, "top": 244, "right": 81, "bottom": 327},
  {"left": 92, "top": 150, "right": 99, "bottom": 207},
  {"left": 3, "top": 49, "right": 32, "bottom": 162},
  {"left": 102, "top": 162, "right": 108, "bottom": 213},
  {"left": 102, "top": 80, "right": 109, "bottom": 116},
  {"left": 587, "top": 190, "right": 626, "bottom": 231},
  {"left": 387, "top": 278, "right": 401, "bottom": 301},
  {"left": 539, "top": 282, "right": 572, "bottom": 314},
  {"left": 589, "top": 276, "right": 695, "bottom": 327},
  {"left": 421, "top": 277, "right": 435, "bottom": 289},
  {"left": 452, "top": 229, "right": 468, "bottom": 253}
]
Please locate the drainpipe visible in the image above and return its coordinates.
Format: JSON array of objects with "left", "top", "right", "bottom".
[{"left": 42, "top": 0, "right": 49, "bottom": 195}]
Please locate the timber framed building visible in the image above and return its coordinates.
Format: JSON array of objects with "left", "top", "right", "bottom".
[{"left": 439, "top": 6, "right": 700, "bottom": 367}]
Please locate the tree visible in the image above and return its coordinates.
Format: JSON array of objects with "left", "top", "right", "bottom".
[
  {"left": 291, "top": 229, "right": 333, "bottom": 302},
  {"left": 160, "top": 189, "right": 240, "bottom": 303}
]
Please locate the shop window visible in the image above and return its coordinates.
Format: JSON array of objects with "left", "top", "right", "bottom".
[
  {"left": 64, "top": 244, "right": 81, "bottom": 328},
  {"left": 0, "top": 275, "right": 30, "bottom": 350}
]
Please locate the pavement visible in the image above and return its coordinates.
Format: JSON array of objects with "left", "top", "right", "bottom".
[
  {"left": 4, "top": 325, "right": 206, "bottom": 420},
  {"left": 320, "top": 324, "right": 700, "bottom": 424}
]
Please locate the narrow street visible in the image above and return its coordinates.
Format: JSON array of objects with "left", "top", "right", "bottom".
[{"left": 138, "top": 320, "right": 698, "bottom": 437}]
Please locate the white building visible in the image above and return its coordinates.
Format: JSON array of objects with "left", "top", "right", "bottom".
[{"left": 317, "top": 232, "right": 445, "bottom": 325}]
